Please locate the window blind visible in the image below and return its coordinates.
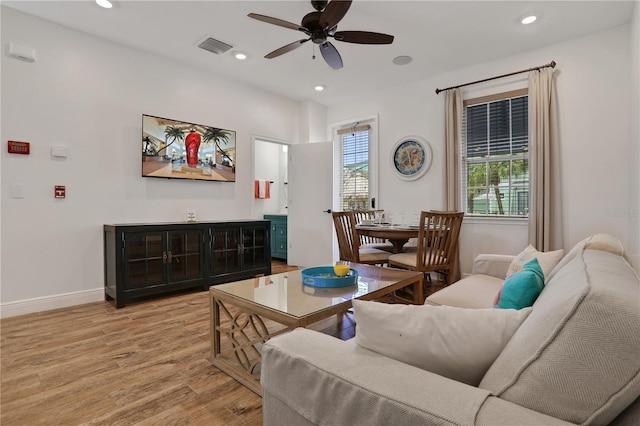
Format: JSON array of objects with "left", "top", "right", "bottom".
[
  {"left": 340, "top": 128, "right": 370, "bottom": 210},
  {"left": 462, "top": 92, "right": 529, "bottom": 216}
]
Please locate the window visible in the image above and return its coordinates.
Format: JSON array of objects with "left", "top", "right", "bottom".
[
  {"left": 462, "top": 89, "right": 529, "bottom": 217},
  {"left": 338, "top": 124, "right": 372, "bottom": 211}
]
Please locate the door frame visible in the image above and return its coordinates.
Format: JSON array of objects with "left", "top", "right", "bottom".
[
  {"left": 251, "top": 134, "right": 292, "bottom": 217},
  {"left": 328, "top": 114, "right": 380, "bottom": 212}
]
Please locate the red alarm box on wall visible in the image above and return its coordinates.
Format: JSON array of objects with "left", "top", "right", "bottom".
[{"left": 8, "top": 141, "right": 30, "bottom": 155}]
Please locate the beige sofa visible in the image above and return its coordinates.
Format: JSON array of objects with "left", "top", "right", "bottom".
[{"left": 261, "top": 234, "right": 640, "bottom": 425}]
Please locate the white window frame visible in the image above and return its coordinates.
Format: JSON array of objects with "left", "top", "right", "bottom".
[
  {"left": 330, "top": 116, "right": 379, "bottom": 212},
  {"left": 461, "top": 89, "right": 530, "bottom": 220}
]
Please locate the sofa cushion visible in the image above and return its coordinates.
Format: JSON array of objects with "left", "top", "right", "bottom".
[
  {"left": 352, "top": 300, "right": 531, "bottom": 386},
  {"left": 479, "top": 244, "right": 640, "bottom": 425},
  {"left": 425, "top": 273, "right": 503, "bottom": 308},
  {"left": 261, "top": 329, "right": 493, "bottom": 426},
  {"left": 547, "top": 233, "right": 625, "bottom": 281},
  {"left": 585, "top": 233, "right": 625, "bottom": 255},
  {"left": 495, "top": 258, "right": 545, "bottom": 309},
  {"left": 472, "top": 254, "right": 515, "bottom": 278},
  {"left": 506, "top": 245, "right": 564, "bottom": 279}
]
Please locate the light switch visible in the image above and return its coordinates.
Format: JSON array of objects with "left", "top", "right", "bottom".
[{"left": 11, "top": 183, "right": 24, "bottom": 199}]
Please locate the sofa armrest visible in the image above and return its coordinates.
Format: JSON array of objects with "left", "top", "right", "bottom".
[
  {"left": 472, "top": 254, "right": 515, "bottom": 278},
  {"left": 261, "top": 328, "right": 571, "bottom": 426}
]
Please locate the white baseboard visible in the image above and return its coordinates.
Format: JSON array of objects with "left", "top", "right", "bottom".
[{"left": 0, "top": 288, "right": 104, "bottom": 319}]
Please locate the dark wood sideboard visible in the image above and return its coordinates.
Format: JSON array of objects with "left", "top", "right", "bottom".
[{"left": 104, "top": 220, "right": 271, "bottom": 308}]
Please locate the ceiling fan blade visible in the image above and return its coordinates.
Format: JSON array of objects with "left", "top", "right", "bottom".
[
  {"left": 320, "top": 42, "right": 343, "bottom": 70},
  {"left": 265, "top": 39, "right": 310, "bottom": 59},
  {"left": 248, "top": 13, "right": 308, "bottom": 32},
  {"left": 333, "top": 31, "right": 394, "bottom": 45},
  {"left": 319, "top": 0, "right": 352, "bottom": 29}
]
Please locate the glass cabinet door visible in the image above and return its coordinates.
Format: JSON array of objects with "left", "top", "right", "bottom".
[
  {"left": 123, "top": 232, "right": 166, "bottom": 289},
  {"left": 242, "top": 226, "right": 268, "bottom": 270},
  {"left": 168, "top": 230, "right": 203, "bottom": 282},
  {"left": 211, "top": 227, "right": 240, "bottom": 275}
]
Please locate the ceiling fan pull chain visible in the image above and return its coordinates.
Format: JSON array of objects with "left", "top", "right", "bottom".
[{"left": 312, "top": 43, "right": 316, "bottom": 60}]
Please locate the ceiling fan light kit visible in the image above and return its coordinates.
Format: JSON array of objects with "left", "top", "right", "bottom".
[{"left": 248, "top": 0, "right": 394, "bottom": 70}]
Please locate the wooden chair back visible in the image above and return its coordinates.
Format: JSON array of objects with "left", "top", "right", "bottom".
[
  {"left": 415, "top": 211, "right": 464, "bottom": 283},
  {"left": 352, "top": 210, "right": 386, "bottom": 245},
  {"left": 332, "top": 211, "right": 360, "bottom": 262}
]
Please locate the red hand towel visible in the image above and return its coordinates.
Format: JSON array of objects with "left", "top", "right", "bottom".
[{"left": 254, "top": 180, "right": 270, "bottom": 199}]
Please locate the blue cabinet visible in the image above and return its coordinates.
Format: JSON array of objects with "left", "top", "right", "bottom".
[{"left": 264, "top": 215, "right": 287, "bottom": 260}]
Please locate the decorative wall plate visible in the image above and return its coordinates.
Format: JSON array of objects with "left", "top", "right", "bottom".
[{"left": 391, "top": 136, "right": 432, "bottom": 180}]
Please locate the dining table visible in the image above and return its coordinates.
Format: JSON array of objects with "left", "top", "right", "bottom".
[{"left": 355, "top": 223, "right": 420, "bottom": 253}]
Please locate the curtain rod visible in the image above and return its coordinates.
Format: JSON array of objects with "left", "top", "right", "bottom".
[{"left": 435, "top": 60, "right": 556, "bottom": 94}]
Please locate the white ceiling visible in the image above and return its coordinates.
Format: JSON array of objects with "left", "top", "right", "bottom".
[{"left": 3, "top": 0, "right": 634, "bottom": 106}]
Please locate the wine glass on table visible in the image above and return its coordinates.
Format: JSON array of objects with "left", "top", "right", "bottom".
[{"left": 374, "top": 210, "right": 384, "bottom": 225}]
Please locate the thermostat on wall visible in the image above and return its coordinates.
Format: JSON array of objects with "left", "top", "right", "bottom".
[{"left": 8, "top": 42, "right": 37, "bottom": 63}]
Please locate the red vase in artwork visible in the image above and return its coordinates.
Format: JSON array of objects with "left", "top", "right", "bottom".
[{"left": 185, "top": 130, "right": 201, "bottom": 168}]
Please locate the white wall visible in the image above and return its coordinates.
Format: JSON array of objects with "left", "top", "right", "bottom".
[
  {"left": 299, "top": 100, "right": 328, "bottom": 143},
  {"left": 0, "top": 7, "right": 300, "bottom": 316},
  {"left": 327, "top": 24, "right": 636, "bottom": 273},
  {"left": 629, "top": 2, "right": 640, "bottom": 271}
]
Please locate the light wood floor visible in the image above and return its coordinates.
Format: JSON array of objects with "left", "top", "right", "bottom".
[{"left": 1, "top": 260, "right": 442, "bottom": 425}]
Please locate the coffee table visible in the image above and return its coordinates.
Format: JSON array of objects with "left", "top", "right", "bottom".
[{"left": 209, "top": 263, "right": 423, "bottom": 395}]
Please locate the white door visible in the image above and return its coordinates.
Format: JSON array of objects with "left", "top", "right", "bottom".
[{"left": 288, "top": 142, "right": 334, "bottom": 267}]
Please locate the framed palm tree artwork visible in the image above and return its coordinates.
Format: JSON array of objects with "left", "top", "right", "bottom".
[{"left": 141, "top": 114, "right": 236, "bottom": 182}]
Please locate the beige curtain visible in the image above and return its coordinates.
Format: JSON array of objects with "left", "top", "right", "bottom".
[
  {"left": 445, "top": 88, "right": 463, "bottom": 281},
  {"left": 528, "top": 68, "right": 562, "bottom": 251},
  {"left": 445, "top": 88, "right": 463, "bottom": 210}
]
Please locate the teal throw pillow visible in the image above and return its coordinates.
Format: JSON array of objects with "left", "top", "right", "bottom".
[{"left": 496, "top": 258, "right": 545, "bottom": 310}]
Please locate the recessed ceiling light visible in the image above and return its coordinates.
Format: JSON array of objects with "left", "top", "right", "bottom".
[
  {"left": 234, "top": 52, "right": 248, "bottom": 60},
  {"left": 521, "top": 15, "right": 537, "bottom": 25},
  {"left": 392, "top": 55, "right": 413, "bottom": 66},
  {"left": 314, "top": 85, "right": 325, "bottom": 92},
  {"left": 96, "top": 0, "right": 113, "bottom": 9}
]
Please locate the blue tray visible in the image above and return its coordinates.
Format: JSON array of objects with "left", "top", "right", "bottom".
[{"left": 301, "top": 266, "right": 358, "bottom": 288}]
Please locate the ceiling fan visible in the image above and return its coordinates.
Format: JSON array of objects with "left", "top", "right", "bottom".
[{"left": 248, "top": 0, "right": 394, "bottom": 70}]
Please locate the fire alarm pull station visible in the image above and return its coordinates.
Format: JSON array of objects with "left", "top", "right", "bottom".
[
  {"left": 8, "top": 141, "right": 30, "bottom": 155},
  {"left": 54, "top": 185, "right": 66, "bottom": 198}
]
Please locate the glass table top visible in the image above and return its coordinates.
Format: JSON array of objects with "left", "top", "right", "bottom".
[{"left": 210, "top": 263, "right": 420, "bottom": 318}]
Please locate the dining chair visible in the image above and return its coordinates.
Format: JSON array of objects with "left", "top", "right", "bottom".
[
  {"left": 352, "top": 210, "right": 394, "bottom": 252},
  {"left": 332, "top": 211, "right": 391, "bottom": 266},
  {"left": 388, "top": 211, "right": 464, "bottom": 285}
]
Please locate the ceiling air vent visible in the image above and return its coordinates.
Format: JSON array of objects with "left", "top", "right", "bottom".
[{"left": 197, "top": 36, "right": 233, "bottom": 55}]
